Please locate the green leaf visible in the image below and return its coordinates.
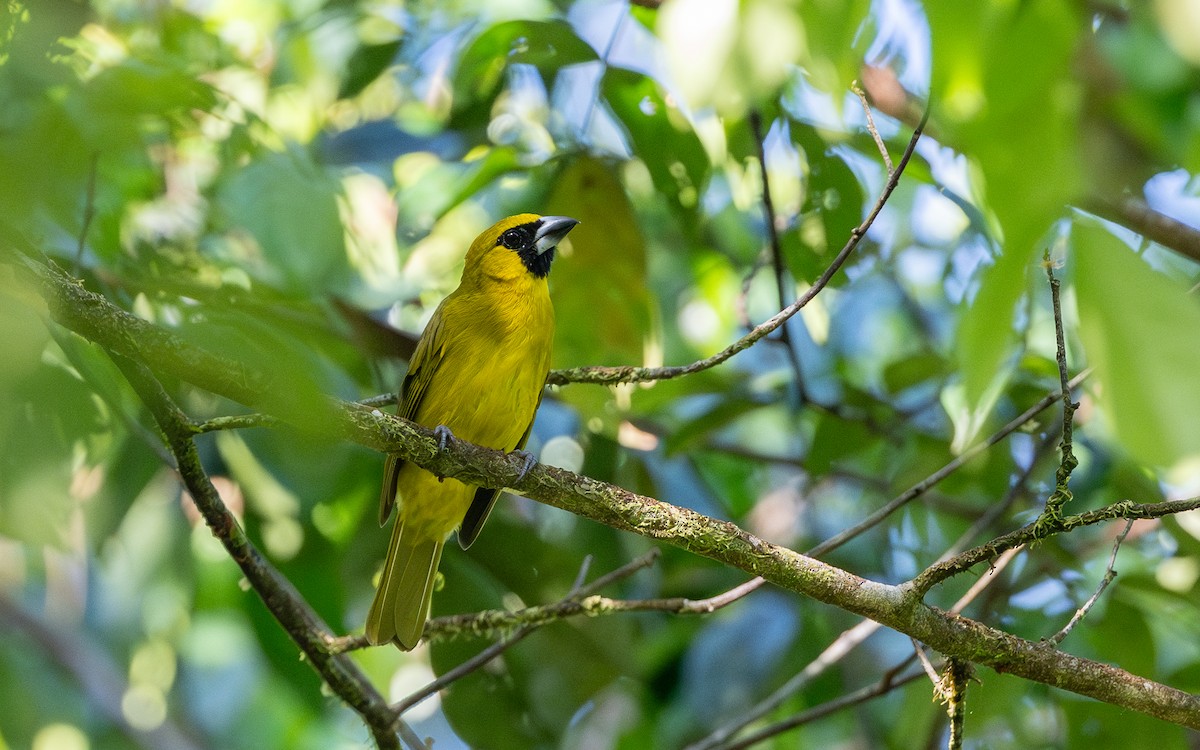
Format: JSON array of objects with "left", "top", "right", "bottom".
[
  {"left": 604, "top": 67, "right": 710, "bottom": 214},
  {"left": 453, "top": 20, "right": 597, "bottom": 110},
  {"left": 790, "top": 122, "right": 864, "bottom": 280},
  {"left": 802, "top": 0, "right": 872, "bottom": 92},
  {"left": 1072, "top": 222, "right": 1200, "bottom": 466},
  {"left": 883, "top": 350, "right": 948, "bottom": 394},
  {"left": 933, "top": 1, "right": 1084, "bottom": 408},
  {"left": 547, "top": 157, "right": 657, "bottom": 426},
  {"left": 339, "top": 40, "right": 402, "bottom": 100},
  {"left": 217, "top": 149, "right": 346, "bottom": 291},
  {"left": 957, "top": 240, "right": 1037, "bottom": 403}
]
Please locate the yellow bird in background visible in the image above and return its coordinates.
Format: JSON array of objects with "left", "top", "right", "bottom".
[{"left": 366, "top": 214, "right": 579, "bottom": 649}]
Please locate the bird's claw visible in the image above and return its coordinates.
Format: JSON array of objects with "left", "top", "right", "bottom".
[
  {"left": 433, "top": 425, "right": 454, "bottom": 453},
  {"left": 510, "top": 449, "right": 537, "bottom": 483}
]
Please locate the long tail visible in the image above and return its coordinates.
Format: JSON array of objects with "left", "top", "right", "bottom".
[{"left": 365, "top": 515, "right": 443, "bottom": 650}]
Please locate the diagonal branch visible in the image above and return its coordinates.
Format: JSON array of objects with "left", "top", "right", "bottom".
[
  {"left": 748, "top": 109, "right": 808, "bottom": 400},
  {"left": 545, "top": 107, "right": 929, "bottom": 387},
  {"left": 1047, "top": 519, "right": 1133, "bottom": 646},
  {"left": 11, "top": 246, "right": 1200, "bottom": 731},
  {"left": 722, "top": 664, "right": 929, "bottom": 750},
  {"left": 107, "top": 355, "right": 417, "bottom": 750},
  {"left": 807, "top": 370, "right": 1088, "bottom": 558},
  {"left": 327, "top": 549, "right": 664, "bottom": 652}
]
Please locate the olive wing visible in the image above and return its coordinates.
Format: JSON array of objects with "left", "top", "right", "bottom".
[{"left": 378, "top": 308, "right": 448, "bottom": 526}]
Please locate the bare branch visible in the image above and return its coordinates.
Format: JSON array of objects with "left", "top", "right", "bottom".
[
  {"left": 194, "top": 392, "right": 396, "bottom": 434},
  {"left": 722, "top": 664, "right": 929, "bottom": 750},
  {"left": 1089, "top": 196, "right": 1200, "bottom": 266},
  {"left": 107, "top": 355, "right": 413, "bottom": 750},
  {"left": 1038, "top": 252, "right": 1079, "bottom": 528},
  {"left": 749, "top": 109, "right": 808, "bottom": 399},
  {"left": 1048, "top": 519, "right": 1134, "bottom": 646},
  {"left": 808, "top": 370, "right": 1089, "bottom": 558},
  {"left": 329, "top": 549, "right": 664, "bottom": 653},
  {"left": 852, "top": 82, "right": 894, "bottom": 174},
  {"left": 914, "top": 637, "right": 942, "bottom": 686},
  {"left": 911, "top": 496, "right": 1200, "bottom": 597},
  {"left": 691, "top": 528, "right": 1032, "bottom": 750},
  {"left": 394, "top": 552, "right": 642, "bottom": 716},
  {"left": 546, "top": 106, "right": 929, "bottom": 387}
]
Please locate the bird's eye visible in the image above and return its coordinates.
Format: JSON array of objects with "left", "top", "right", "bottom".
[{"left": 500, "top": 228, "right": 528, "bottom": 250}]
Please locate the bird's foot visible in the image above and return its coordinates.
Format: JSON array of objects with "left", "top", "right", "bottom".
[
  {"left": 510, "top": 449, "right": 537, "bottom": 483},
  {"left": 433, "top": 425, "right": 455, "bottom": 452},
  {"left": 433, "top": 425, "right": 455, "bottom": 482}
]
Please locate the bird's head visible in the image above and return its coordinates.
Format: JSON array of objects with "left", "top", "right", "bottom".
[{"left": 464, "top": 213, "right": 579, "bottom": 283}]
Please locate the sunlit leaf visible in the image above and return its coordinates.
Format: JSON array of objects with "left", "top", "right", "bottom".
[
  {"left": 453, "top": 20, "right": 597, "bottom": 110},
  {"left": 1072, "top": 222, "right": 1200, "bottom": 466},
  {"left": 790, "top": 122, "right": 864, "bottom": 280},
  {"left": 217, "top": 150, "right": 347, "bottom": 292},
  {"left": 545, "top": 157, "right": 656, "bottom": 424},
  {"left": 339, "top": 40, "right": 402, "bottom": 100},
  {"left": 604, "top": 68, "right": 710, "bottom": 215},
  {"left": 933, "top": 1, "right": 1083, "bottom": 408}
]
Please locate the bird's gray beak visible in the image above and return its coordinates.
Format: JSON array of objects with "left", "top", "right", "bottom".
[{"left": 534, "top": 216, "right": 580, "bottom": 255}]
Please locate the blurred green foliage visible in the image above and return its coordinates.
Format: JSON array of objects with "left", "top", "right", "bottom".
[{"left": 2, "top": 1, "right": 1200, "bottom": 749}]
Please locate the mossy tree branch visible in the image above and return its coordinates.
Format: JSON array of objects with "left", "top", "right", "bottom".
[
  {"left": 106, "top": 354, "right": 419, "bottom": 750},
  {"left": 9, "top": 248, "right": 1200, "bottom": 730}
]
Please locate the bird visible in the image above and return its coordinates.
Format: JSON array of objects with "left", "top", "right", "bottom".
[{"left": 365, "top": 213, "right": 579, "bottom": 649}]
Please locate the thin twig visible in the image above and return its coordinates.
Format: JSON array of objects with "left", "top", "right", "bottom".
[
  {"left": 571, "top": 548, "right": 659, "bottom": 596},
  {"left": 396, "top": 625, "right": 535, "bottom": 716},
  {"left": 570, "top": 554, "right": 595, "bottom": 591},
  {"left": 808, "top": 370, "right": 1089, "bottom": 559},
  {"left": 580, "top": 5, "right": 626, "bottom": 141},
  {"left": 749, "top": 109, "right": 808, "bottom": 401},
  {"left": 940, "top": 659, "right": 973, "bottom": 750},
  {"left": 852, "top": 82, "right": 893, "bottom": 174},
  {"left": 1039, "top": 251, "right": 1079, "bottom": 527},
  {"left": 935, "top": 433, "right": 1057, "bottom": 567},
  {"left": 74, "top": 151, "right": 99, "bottom": 273},
  {"left": 394, "top": 553, "right": 623, "bottom": 716},
  {"left": 691, "top": 537, "right": 1023, "bottom": 750},
  {"left": 330, "top": 550, "right": 770, "bottom": 652},
  {"left": 1047, "top": 519, "right": 1134, "bottom": 646},
  {"left": 735, "top": 250, "right": 771, "bottom": 330},
  {"left": 1089, "top": 196, "right": 1200, "bottom": 266},
  {"left": 951, "top": 546, "right": 1022, "bottom": 612},
  {"left": 912, "top": 496, "right": 1200, "bottom": 596},
  {"left": 429, "top": 575, "right": 767, "bottom": 643},
  {"left": 546, "top": 105, "right": 929, "bottom": 387},
  {"left": 329, "top": 550, "right": 663, "bottom": 653},
  {"left": 194, "top": 393, "right": 397, "bottom": 434},
  {"left": 722, "top": 665, "right": 930, "bottom": 750},
  {"left": 913, "top": 637, "right": 942, "bottom": 685}
]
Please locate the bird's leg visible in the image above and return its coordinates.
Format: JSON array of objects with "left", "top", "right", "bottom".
[{"left": 509, "top": 449, "right": 537, "bottom": 483}]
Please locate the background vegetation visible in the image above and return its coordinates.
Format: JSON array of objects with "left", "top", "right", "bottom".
[{"left": 3, "top": 0, "right": 1200, "bottom": 748}]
